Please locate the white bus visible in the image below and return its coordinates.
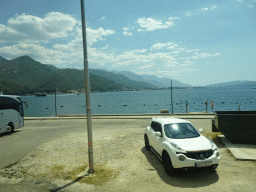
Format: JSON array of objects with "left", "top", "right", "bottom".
[{"left": 0, "top": 95, "right": 28, "bottom": 134}]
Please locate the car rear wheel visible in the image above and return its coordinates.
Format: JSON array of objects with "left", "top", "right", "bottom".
[
  {"left": 144, "top": 134, "right": 150, "bottom": 151},
  {"left": 162, "top": 153, "right": 175, "bottom": 176}
]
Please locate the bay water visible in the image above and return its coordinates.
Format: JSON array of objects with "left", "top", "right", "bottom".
[{"left": 20, "top": 87, "right": 256, "bottom": 117}]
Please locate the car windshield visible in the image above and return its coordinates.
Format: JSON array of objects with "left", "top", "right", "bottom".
[{"left": 164, "top": 123, "right": 200, "bottom": 139}]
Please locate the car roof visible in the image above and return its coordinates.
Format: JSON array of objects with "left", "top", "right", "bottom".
[{"left": 152, "top": 116, "right": 189, "bottom": 124}]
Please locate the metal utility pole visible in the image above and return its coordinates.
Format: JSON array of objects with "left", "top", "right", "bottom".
[
  {"left": 55, "top": 85, "right": 57, "bottom": 117},
  {"left": 186, "top": 100, "right": 188, "bottom": 113},
  {"left": 80, "top": 0, "right": 94, "bottom": 174},
  {"left": 171, "top": 80, "right": 173, "bottom": 114}
]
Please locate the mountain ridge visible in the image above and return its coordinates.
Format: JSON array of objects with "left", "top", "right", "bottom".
[
  {"left": 111, "top": 70, "right": 192, "bottom": 87},
  {"left": 0, "top": 56, "right": 155, "bottom": 95}
]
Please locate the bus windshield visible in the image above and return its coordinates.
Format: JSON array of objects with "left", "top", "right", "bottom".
[{"left": 0, "top": 96, "right": 25, "bottom": 117}]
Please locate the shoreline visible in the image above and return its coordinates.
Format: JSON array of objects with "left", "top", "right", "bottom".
[{"left": 24, "top": 113, "right": 215, "bottom": 120}]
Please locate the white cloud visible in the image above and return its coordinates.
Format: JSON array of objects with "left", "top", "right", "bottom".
[
  {"left": 180, "top": 52, "right": 220, "bottom": 60},
  {"left": 150, "top": 42, "right": 174, "bottom": 51},
  {"left": 0, "top": 12, "right": 77, "bottom": 43},
  {"left": 201, "top": 8, "right": 209, "bottom": 11},
  {"left": 87, "top": 27, "right": 115, "bottom": 45},
  {"left": 137, "top": 17, "right": 175, "bottom": 31},
  {"left": 166, "top": 44, "right": 179, "bottom": 50},
  {"left": 53, "top": 26, "right": 115, "bottom": 55},
  {"left": 168, "top": 17, "right": 179, "bottom": 20},
  {"left": 101, "top": 45, "right": 109, "bottom": 50},
  {"left": 139, "top": 64, "right": 155, "bottom": 69},
  {"left": 123, "top": 31, "right": 133, "bottom": 36},
  {"left": 211, "top": 6, "right": 217, "bottom": 9},
  {"left": 101, "top": 16, "right": 106, "bottom": 20},
  {"left": 186, "top": 12, "right": 191, "bottom": 17},
  {"left": 0, "top": 43, "right": 66, "bottom": 65},
  {"left": 112, "top": 50, "right": 177, "bottom": 69},
  {"left": 122, "top": 27, "right": 129, "bottom": 31},
  {"left": 124, "top": 49, "right": 148, "bottom": 54}
]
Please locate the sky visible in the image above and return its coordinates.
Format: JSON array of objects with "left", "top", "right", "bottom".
[{"left": 0, "top": 0, "right": 255, "bottom": 86}]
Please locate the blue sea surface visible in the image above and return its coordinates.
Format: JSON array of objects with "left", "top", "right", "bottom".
[{"left": 20, "top": 87, "right": 256, "bottom": 117}]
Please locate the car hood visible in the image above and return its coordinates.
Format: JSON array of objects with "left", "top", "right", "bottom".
[{"left": 171, "top": 135, "right": 212, "bottom": 151}]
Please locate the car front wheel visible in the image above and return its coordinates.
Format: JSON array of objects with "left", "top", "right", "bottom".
[
  {"left": 144, "top": 134, "right": 150, "bottom": 151},
  {"left": 162, "top": 153, "right": 175, "bottom": 176}
]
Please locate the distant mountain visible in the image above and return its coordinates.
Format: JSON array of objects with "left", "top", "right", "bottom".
[
  {"left": 112, "top": 70, "right": 192, "bottom": 87},
  {"left": 0, "top": 56, "right": 7, "bottom": 63},
  {"left": 0, "top": 56, "right": 158, "bottom": 95},
  {"left": 0, "top": 56, "right": 123, "bottom": 94},
  {"left": 90, "top": 69, "right": 155, "bottom": 89},
  {"left": 205, "top": 81, "right": 255, "bottom": 87}
]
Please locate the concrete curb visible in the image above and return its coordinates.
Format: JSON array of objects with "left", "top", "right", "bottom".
[{"left": 24, "top": 113, "right": 214, "bottom": 120}]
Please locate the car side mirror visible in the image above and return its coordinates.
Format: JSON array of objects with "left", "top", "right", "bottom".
[
  {"left": 198, "top": 129, "right": 203, "bottom": 133},
  {"left": 155, "top": 132, "right": 162, "bottom": 137}
]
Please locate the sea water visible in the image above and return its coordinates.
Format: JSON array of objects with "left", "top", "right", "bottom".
[{"left": 20, "top": 86, "right": 256, "bottom": 117}]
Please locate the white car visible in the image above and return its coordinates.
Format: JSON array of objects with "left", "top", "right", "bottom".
[{"left": 144, "top": 117, "right": 220, "bottom": 175}]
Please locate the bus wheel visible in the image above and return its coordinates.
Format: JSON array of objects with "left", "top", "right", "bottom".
[{"left": 7, "top": 124, "right": 14, "bottom": 134}]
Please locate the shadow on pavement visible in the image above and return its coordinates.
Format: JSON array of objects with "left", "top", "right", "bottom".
[
  {"left": 0, "top": 130, "right": 20, "bottom": 138},
  {"left": 141, "top": 147, "right": 219, "bottom": 188}
]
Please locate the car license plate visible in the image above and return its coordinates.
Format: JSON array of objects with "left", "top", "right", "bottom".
[{"left": 195, "top": 161, "right": 212, "bottom": 167}]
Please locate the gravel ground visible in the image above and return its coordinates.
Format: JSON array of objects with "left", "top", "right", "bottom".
[{"left": 1, "top": 124, "right": 256, "bottom": 191}]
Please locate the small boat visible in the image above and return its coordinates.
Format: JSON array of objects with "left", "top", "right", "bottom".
[
  {"left": 35, "top": 92, "right": 47, "bottom": 97},
  {"left": 160, "top": 109, "right": 169, "bottom": 113}
]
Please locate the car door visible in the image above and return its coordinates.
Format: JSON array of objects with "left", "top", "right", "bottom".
[
  {"left": 154, "top": 122, "right": 165, "bottom": 155},
  {"left": 148, "top": 121, "right": 158, "bottom": 149}
]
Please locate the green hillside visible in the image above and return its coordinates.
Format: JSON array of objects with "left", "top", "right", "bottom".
[
  {"left": 0, "top": 56, "right": 123, "bottom": 94},
  {"left": 0, "top": 55, "right": 155, "bottom": 95}
]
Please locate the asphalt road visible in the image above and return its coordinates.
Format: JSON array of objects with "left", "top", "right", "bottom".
[{"left": 0, "top": 117, "right": 212, "bottom": 170}]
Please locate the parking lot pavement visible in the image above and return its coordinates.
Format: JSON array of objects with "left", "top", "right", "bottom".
[
  {"left": 220, "top": 135, "right": 256, "bottom": 161},
  {"left": 1, "top": 115, "right": 256, "bottom": 192}
]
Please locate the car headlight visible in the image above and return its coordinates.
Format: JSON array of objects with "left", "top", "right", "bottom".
[
  {"left": 178, "top": 154, "right": 186, "bottom": 161},
  {"left": 170, "top": 142, "right": 182, "bottom": 150},
  {"left": 209, "top": 140, "right": 216, "bottom": 149}
]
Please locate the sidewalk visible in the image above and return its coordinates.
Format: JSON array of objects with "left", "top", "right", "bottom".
[
  {"left": 25, "top": 113, "right": 214, "bottom": 120},
  {"left": 219, "top": 135, "right": 256, "bottom": 161}
]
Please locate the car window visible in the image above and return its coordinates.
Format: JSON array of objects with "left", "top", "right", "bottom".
[
  {"left": 151, "top": 121, "right": 162, "bottom": 133},
  {"left": 164, "top": 123, "right": 200, "bottom": 139},
  {"left": 155, "top": 122, "right": 162, "bottom": 133},
  {"left": 151, "top": 121, "right": 157, "bottom": 132}
]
